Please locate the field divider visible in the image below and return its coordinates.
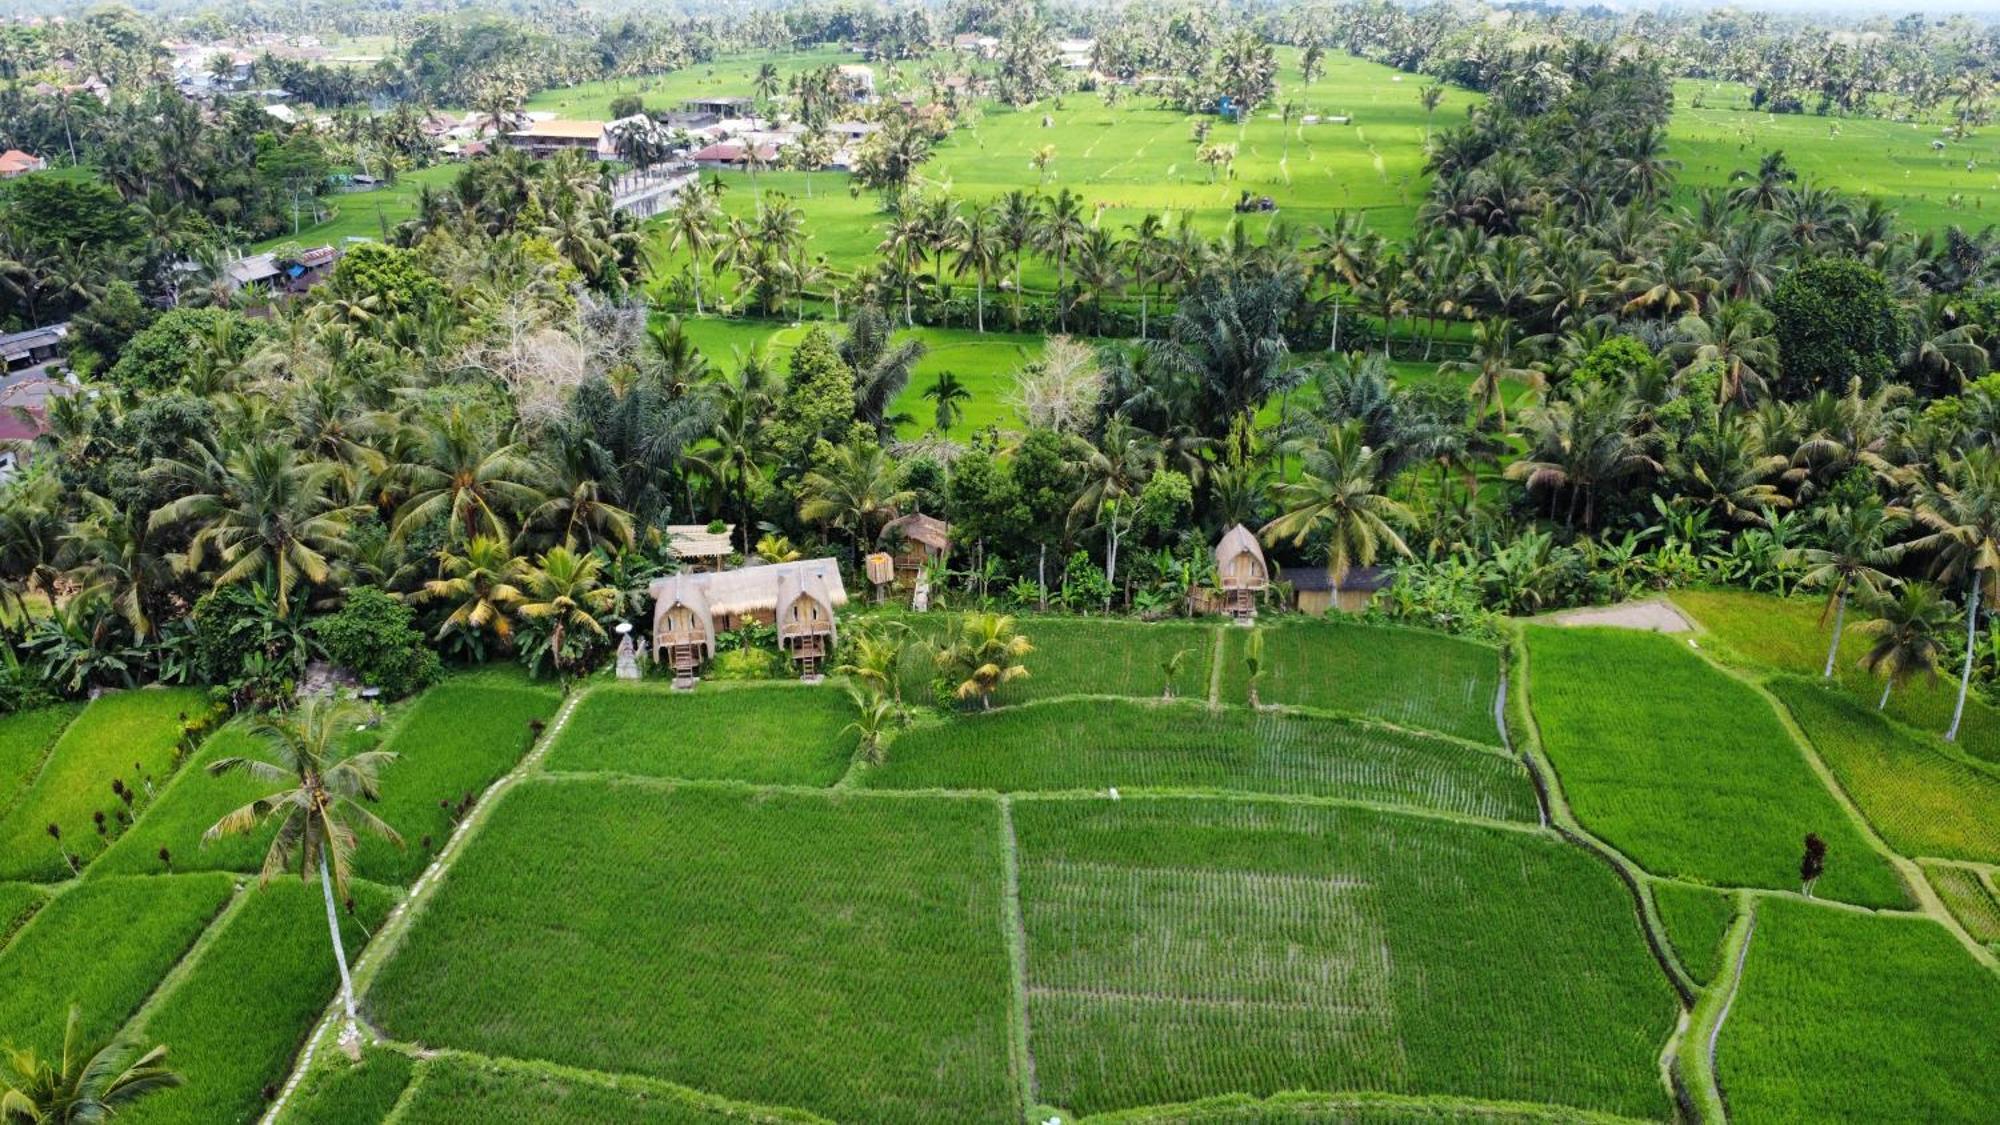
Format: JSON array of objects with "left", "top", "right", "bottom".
[
  {"left": 262, "top": 687, "right": 589, "bottom": 1125},
  {"left": 1686, "top": 894, "right": 1759, "bottom": 1124},
  {"left": 1206, "top": 625, "right": 1226, "bottom": 708},
  {"left": 998, "top": 797, "right": 1039, "bottom": 1120},
  {"left": 112, "top": 877, "right": 249, "bottom": 1049}
]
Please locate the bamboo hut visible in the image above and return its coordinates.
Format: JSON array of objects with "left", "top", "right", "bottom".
[
  {"left": 664, "top": 524, "right": 736, "bottom": 571},
  {"left": 647, "top": 558, "right": 849, "bottom": 681},
  {"left": 1214, "top": 524, "right": 1269, "bottom": 622},
  {"left": 878, "top": 512, "right": 950, "bottom": 582}
]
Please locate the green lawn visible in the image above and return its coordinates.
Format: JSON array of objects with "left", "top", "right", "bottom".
[
  {"left": 367, "top": 781, "right": 1016, "bottom": 1124},
  {"left": 122, "top": 880, "right": 397, "bottom": 1125},
  {"left": 1672, "top": 588, "right": 2000, "bottom": 765},
  {"left": 1650, "top": 880, "right": 1738, "bottom": 987},
  {"left": 0, "top": 874, "right": 234, "bottom": 1052},
  {"left": 546, "top": 682, "right": 858, "bottom": 786},
  {"left": 1772, "top": 676, "right": 2000, "bottom": 865},
  {"left": 100, "top": 682, "right": 557, "bottom": 883},
  {"left": 0, "top": 688, "right": 209, "bottom": 881},
  {"left": 1219, "top": 619, "right": 1501, "bottom": 744},
  {"left": 254, "top": 163, "right": 461, "bottom": 253},
  {"left": 1012, "top": 796, "right": 1676, "bottom": 1119},
  {"left": 866, "top": 698, "right": 1538, "bottom": 821},
  {"left": 1525, "top": 626, "right": 1908, "bottom": 908},
  {"left": 1718, "top": 898, "right": 2000, "bottom": 1122},
  {"left": 0, "top": 703, "right": 79, "bottom": 814}
]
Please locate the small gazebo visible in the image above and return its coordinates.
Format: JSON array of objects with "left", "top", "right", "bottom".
[
  {"left": 1214, "top": 524, "right": 1269, "bottom": 623},
  {"left": 878, "top": 513, "right": 951, "bottom": 582}
]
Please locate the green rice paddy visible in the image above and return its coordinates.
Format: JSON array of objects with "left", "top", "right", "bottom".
[{"left": 546, "top": 682, "right": 858, "bottom": 786}]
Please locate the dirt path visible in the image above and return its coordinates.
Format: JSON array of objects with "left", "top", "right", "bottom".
[{"left": 1543, "top": 598, "right": 1694, "bottom": 633}]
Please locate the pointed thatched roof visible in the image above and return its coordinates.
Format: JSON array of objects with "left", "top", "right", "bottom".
[
  {"left": 881, "top": 512, "right": 951, "bottom": 552},
  {"left": 649, "top": 572, "right": 716, "bottom": 654},
  {"left": 647, "top": 558, "right": 849, "bottom": 621},
  {"left": 1214, "top": 523, "right": 1266, "bottom": 571}
]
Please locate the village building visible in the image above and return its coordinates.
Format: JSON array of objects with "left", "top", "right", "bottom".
[
  {"left": 836, "top": 64, "right": 877, "bottom": 99},
  {"left": 225, "top": 246, "right": 340, "bottom": 296},
  {"left": 0, "top": 406, "right": 47, "bottom": 482},
  {"left": 1288, "top": 566, "right": 1393, "bottom": 615},
  {"left": 681, "top": 95, "right": 756, "bottom": 119},
  {"left": 649, "top": 558, "right": 848, "bottom": 682},
  {"left": 505, "top": 118, "right": 615, "bottom": 160},
  {"left": 0, "top": 323, "right": 67, "bottom": 376},
  {"left": 1057, "top": 38, "right": 1097, "bottom": 70},
  {"left": 878, "top": 513, "right": 950, "bottom": 582},
  {"left": 664, "top": 524, "right": 736, "bottom": 571},
  {"left": 828, "top": 120, "right": 880, "bottom": 144},
  {"left": 689, "top": 140, "right": 781, "bottom": 169},
  {"left": 1213, "top": 524, "right": 1269, "bottom": 623},
  {"left": 0, "top": 149, "right": 46, "bottom": 178}
]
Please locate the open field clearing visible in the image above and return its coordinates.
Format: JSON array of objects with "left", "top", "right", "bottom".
[
  {"left": 1924, "top": 863, "right": 2000, "bottom": 945},
  {"left": 1771, "top": 677, "right": 2000, "bottom": 865},
  {"left": 1717, "top": 898, "right": 2000, "bottom": 1122},
  {"left": 906, "top": 615, "right": 1219, "bottom": 705},
  {"left": 1669, "top": 79, "right": 2000, "bottom": 234},
  {"left": 0, "top": 873, "right": 233, "bottom": 1051},
  {"left": 1012, "top": 797, "right": 1676, "bottom": 1119},
  {"left": 276, "top": 1049, "right": 415, "bottom": 1125},
  {"left": 0, "top": 702, "right": 78, "bottom": 811},
  {"left": 367, "top": 781, "right": 1015, "bottom": 1124},
  {"left": 1526, "top": 626, "right": 1907, "bottom": 908},
  {"left": 1650, "top": 880, "right": 1738, "bottom": 986},
  {"left": 0, "top": 688, "right": 207, "bottom": 880},
  {"left": 251, "top": 163, "right": 460, "bottom": 253},
  {"left": 100, "top": 682, "right": 557, "bottom": 883},
  {"left": 867, "top": 699, "right": 1537, "bottom": 820},
  {"left": 546, "top": 682, "right": 856, "bottom": 785},
  {"left": 1218, "top": 619, "right": 1500, "bottom": 743},
  {"left": 121, "top": 879, "right": 396, "bottom": 1125},
  {"left": 529, "top": 47, "right": 863, "bottom": 121},
  {"left": 1671, "top": 589, "right": 2000, "bottom": 765},
  {"left": 389, "top": 1053, "right": 832, "bottom": 1124}
]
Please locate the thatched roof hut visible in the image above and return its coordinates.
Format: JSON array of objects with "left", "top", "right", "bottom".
[
  {"left": 665, "top": 524, "right": 735, "bottom": 569},
  {"left": 647, "top": 558, "right": 849, "bottom": 668},
  {"left": 880, "top": 512, "right": 950, "bottom": 580},
  {"left": 1214, "top": 524, "right": 1269, "bottom": 590}
]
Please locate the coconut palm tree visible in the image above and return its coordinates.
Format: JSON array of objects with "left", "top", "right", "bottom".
[
  {"left": 1262, "top": 421, "right": 1414, "bottom": 586},
  {"left": 1787, "top": 501, "right": 1904, "bottom": 679},
  {"left": 995, "top": 189, "right": 1039, "bottom": 329},
  {"left": 1444, "top": 318, "right": 1536, "bottom": 427},
  {"left": 204, "top": 698, "right": 402, "bottom": 1054},
  {"left": 1858, "top": 582, "right": 1953, "bottom": 710},
  {"left": 389, "top": 407, "right": 548, "bottom": 544},
  {"left": 841, "top": 683, "right": 898, "bottom": 764},
  {"left": 663, "top": 189, "right": 721, "bottom": 315},
  {"left": 1035, "top": 189, "right": 1090, "bottom": 332},
  {"left": 923, "top": 371, "right": 971, "bottom": 434},
  {"left": 0, "top": 1007, "right": 181, "bottom": 1122},
  {"left": 938, "top": 611, "right": 1033, "bottom": 710},
  {"left": 949, "top": 204, "right": 1003, "bottom": 333},
  {"left": 1906, "top": 448, "right": 2000, "bottom": 741},
  {"left": 798, "top": 444, "right": 915, "bottom": 562},
  {"left": 516, "top": 546, "right": 617, "bottom": 677},
  {"left": 415, "top": 536, "right": 526, "bottom": 657}
]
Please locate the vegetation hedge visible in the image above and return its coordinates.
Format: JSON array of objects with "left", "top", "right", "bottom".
[
  {"left": 545, "top": 683, "right": 856, "bottom": 786},
  {"left": 1218, "top": 620, "right": 1501, "bottom": 744},
  {"left": 867, "top": 698, "right": 1538, "bottom": 822},
  {"left": 1525, "top": 626, "right": 1908, "bottom": 908}
]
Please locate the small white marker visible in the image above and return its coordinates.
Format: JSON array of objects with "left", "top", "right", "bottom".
[{"left": 1107, "top": 787, "right": 1120, "bottom": 800}]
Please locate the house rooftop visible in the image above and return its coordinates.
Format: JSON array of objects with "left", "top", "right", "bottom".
[
  {"left": 508, "top": 118, "right": 606, "bottom": 140},
  {"left": 665, "top": 524, "right": 735, "bottom": 559}
]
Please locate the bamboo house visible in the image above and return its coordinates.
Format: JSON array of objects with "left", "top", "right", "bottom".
[
  {"left": 1214, "top": 524, "right": 1270, "bottom": 623},
  {"left": 649, "top": 558, "right": 849, "bottom": 681}
]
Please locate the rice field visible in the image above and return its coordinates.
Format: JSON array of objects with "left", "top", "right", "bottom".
[
  {"left": 99, "top": 682, "right": 558, "bottom": 883},
  {"left": 909, "top": 615, "right": 1220, "bottom": 705},
  {"left": 1671, "top": 588, "right": 2000, "bottom": 766},
  {"left": 1717, "top": 898, "right": 2000, "bottom": 1122},
  {"left": 0, "top": 702, "right": 78, "bottom": 811},
  {"left": 1649, "top": 880, "right": 1738, "bottom": 986},
  {"left": 1011, "top": 797, "right": 1677, "bottom": 1119},
  {"left": 1923, "top": 862, "right": 2000, "bottom": 945},
  {"left": 0, "top": 688, "right": 208, "bottom": 880},
  {"left": 1526, "top": 626, "right": 1908, "bottom": 908},
  {"left": 545, "top": 683, "right": 857, "bottom": 786},
  {"left": 0, "top": 880, "right": 46, "bottom": 949},
  {"left": 1070, "top": 1091, "right": 1660, "bottom": 1123},
  {"left": 1218, "top": 619, "right": 1501, "bottom": 744},
  {"left": 866, "top": 698, "right": 1538, "bottom": 822},
  {"left": 120, "top": 880, "right": 398, "bottom": 1125},
  {"left": 366, "top": 781, "right": 1016, "bottom": 1124},
  {"left": 0, "top": 873, "right": 233, "bottom": 1051},
  {"left": 388, "top": 1053, "right": 832, "bottom": 1124},
  {"left": 1771, "top": 676, "right": 2000, "bottom": 865},
  {"left": 275, "top": 1049, "right": 415, "bottom": 1125}
]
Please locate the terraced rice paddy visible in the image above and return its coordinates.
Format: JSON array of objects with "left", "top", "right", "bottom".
[
  {"left": 388, "top": 1054, "right": 829, "bottom": 1124},
  {"left": 546, "top": 682, "right": 857, "bottom": 785},
  {"left": 1650, "top": 881, "right": 1738, "bottom": 986},
  {"left": 964, "top": 616, "right": 1219, "bottom": 705},
  {"left": 1717, "top": 898, "right": 2000, "bottom": 1122},
  {"left": 366, "top": 781, "right": 1016, "bottom": 1124},
  {"left": 1923, "top": 863, "right": 2000, "bottom": 946},
  {"left": 0, "top": 702, "right": 78, "bottom": 810},
  {"left": 1219, "top": 619, "right": 1501, "bottom": 743},
  {"left": 1012, "top": 798, "right": 1677, "bottom": 1118},
  {"left": 275, "top": 1049, "right": 415, "bottom": 1125},
  {"left": 1526, "top": 626, "right": 1908, "bottom": 908},
  {"left": 867, "top": 698, "right": 1537, "bottom": 821}
]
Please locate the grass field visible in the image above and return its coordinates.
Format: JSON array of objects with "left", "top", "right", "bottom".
[
  {"left": 546, "top": 682, "right": 857, "bottom": 785},
  {"left": 0, "top": 688, "right": 207, "bottom": 881},
  {"left": 527, "top": 47, "right": 864, "bottom": 122},
  {"left": 1718, "top": 898, "right": 2000, "bottom": 1122},
  {"left": 1671, "top": 588, "right": 2000, "bottom": 765},
  {"left": 1218, "top": 619, "right": 1500, "bottom": 743},
  {"left": 1012, "top": 797, "right": 1676, "bottom": 1119},
  {"left": 1649, "top": 880, "right": 1737, "bottom": 986},
  {"left": 0, "top": 873, "right": 233, "bottom": 1052},
  {"left": 1771, "top": 676, "right": 2000, "bottom": 865},
  {"left": 1668, "top": 78, "right": 2000, "bottom": 234},
  {"left": 1924, "top": 862, "right": 2000, "bottom": 945},
  {"left": 122, "top": 880, "right": 397, "bottom": 1125},
  {"left": 867, "top": 698, "right": 1538, "bottom": 821},
  {"left": 0, "top": 703, "right": 78, "bottom": 812},
  {"left": 100, "top": 682, "right": 557, "bottom": 883},
  {"left": 389, "top": 1053, "right": 831, "bottom": 1124},
  {"left": 1525, "top": 627, "right": 1908, "bottom": 908},
  {"left": 367, "top": 781, "right": 1016, "bottom": 1124},
  {"left": 253, "top": 163, "right": 461, "bottom": 253}
]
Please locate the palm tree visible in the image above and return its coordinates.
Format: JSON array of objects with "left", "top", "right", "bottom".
[
  {"left": 1160, "top": 647, "right": 1191, "bottom": 700},
  {"left": 664, "top": 189, "right": 721, "bottom": 315},
  {"left": 1262, "top": 421, "right": 1414, "bottom": 586},
  {"left": 1419, "top": 83, "right": 1444, "bottom": 141},
  {"left": 1906, "top": 448, "right": 2000, "bottom": 741},
  {"left": 415, "top": 536, "right": 526, "bottom": 656},
  {"left": 0, "top": 1007, "right": 182, "bottom": 1122},
  {"left": 923, "top": 371, "right": 971, "bottom": 434},
  {"left": 798, "top": 444, "right": 915, "bottom": 562},
  {"left": 1858, "top": 583, "right": 1953, "bottom": 710},
  {"left": 950, "top": 204, "right": 1003, "bottom": 334},
  {"left": 841, "top": 683, "right": 898, "bottom": 765},
  {"left": 1443, "top": 318, "right": 1536, "bottom": 427},
  {"left": 1787, "top": 502, "right": 1904, "bottom": 679},
  {"left": 1035, "top": 189, "right": 1090, "bottom": 332},
  {"left": 204, "top": 699, "right": 402, "bottom": 1054},
  {"left": 996, "top": 190, "right": 1039, "bottom": 329},
  {"left": 389, "top": 408, "right": 548, "bottom": 544},
  {"left": 937, "top": 611, "right": 1033, "bottom": 710},
  {"left": 516, "top": 546, "right": 617, "bottom": 678}
]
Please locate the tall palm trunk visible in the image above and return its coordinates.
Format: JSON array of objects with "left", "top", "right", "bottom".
[
  {"left": 1948, "top": 576, "right": 1981, "bottom": 742},
  {"left": 1879, "top": 678, "right": 1893, "bottom": 710},
  {"left": 975, "top": 271, "right": 985, "bottom": 334},
  {"left": 321, "top": 855, "right": 360, "bottom": 1045},
  {"left": 1822, "top": 590, "right": 1846, "bottom": 678}
]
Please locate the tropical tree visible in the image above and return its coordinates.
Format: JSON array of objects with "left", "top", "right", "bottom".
[
  {"left": 949, "top": 204, "right": 1003, "bottom": 333},
  {"left": 841, "top": 683, "right": 898, "bottom": 764},
  {"left": 663, "top": 189, "right": 721, "bottom": 315},
  {"left": 389, "top": 408, "right": 548, "bottom": 544},
  {"left": 414, "top": 536, "right": 526, "bottom": 658},
  {"left": 1858, "top": 582, "right": 1953, "bottom": 710},
  {"left": 1443, "top": 318, "right": 1536, "bottom": 426},
  {"left": 1906, "top": 448, "right": 2000, "bottom": 741},
  {"left": 923, "top": 371, "right": 971, "bottom": 434},
  {"left": 937, "top": 611, "right": 1033, "bottom": 710},
  {"left": 515, "top": 546, "right": 617, "bottom": 677},
  {"left": 1786, "top": 502, "right": 1903, "bottom": 679},
  {"left": 799, "top": 444, "right": 915, "bottom": 562},
  {"left": 0, "top": 1007, "right": 181, "bottom": 1123},
  {"left": 203, "top": 698, "right": 402, "bottom": 1054},
  {"left": 1262, "top": 421, "right": 1414, "bottom": 586}
]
